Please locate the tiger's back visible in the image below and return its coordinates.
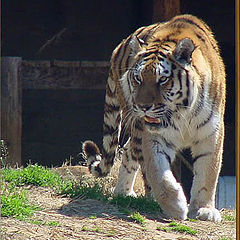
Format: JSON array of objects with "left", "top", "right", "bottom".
[{"left": 83, "top": 14, "right": 226, "bottom": 222}]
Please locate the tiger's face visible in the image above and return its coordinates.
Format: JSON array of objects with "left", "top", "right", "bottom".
[{"left": 129, "top": 37, "right": 198, "bottom": 130}]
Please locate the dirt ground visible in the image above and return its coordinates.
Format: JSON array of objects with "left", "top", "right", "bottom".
[{"left": 1, "top": 165, "right": 236, "bottom": 240}]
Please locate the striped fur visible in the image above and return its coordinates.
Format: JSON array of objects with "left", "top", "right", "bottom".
[{"left": 82, "top": 14, "right": 225, "bottom": 221}]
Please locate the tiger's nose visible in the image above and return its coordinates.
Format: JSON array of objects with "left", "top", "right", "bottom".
[{"left": 139, "top": 104, "right": 153, "bottom": 112}]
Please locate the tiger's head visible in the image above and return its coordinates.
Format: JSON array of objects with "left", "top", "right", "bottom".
[{"left": 126, "top": 36, "right": 200, "bottom": 131}]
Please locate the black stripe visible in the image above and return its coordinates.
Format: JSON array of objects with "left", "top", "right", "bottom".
[
  {"left": 94, "top": 165, "right": 107, "bottom": 177},
  {"left": 169, "top": 120, "right": 178, "bottom": 131},
  {"left": 194, "top": 83, "right": 205, "bottom": 116},
  {"left": 195, "top": 31, "right": 206, "bottom": 43},
  {"left": 176, "top": 91, "right": 183, "bottom": 99},
  {"left": 140, "top": 24, "right": 159, "bottom": 42},
  {"left": 157, "top": 57, "right": 165, "bottom": 62},
  {"left": 119, "top": 36, "right": 132, "bottom": 76},
  {"left": 131, "top": 154, "right": 138, "bottom": 161},
  {"left": 112, "top": 45, "right": 121, "bottom": 71},
  {"left": 161, "top": 137, "right": 175, "bottom": 149},
  {"left": 197, "top": 106, "right": 214, "bottom": 129},
  {"left": 178, "top": 70, "right": 182, "bottom": 90},
  {"left": 159, "top": 51, "right": 167, "bottom": 58},
  {"left": 163, "top": 151, "right": 171, "bottom": 165},
  {"left": 133, "top": 136, "right": 142, "bottom": 145},
  {"left": 135, "top": 26, "right": 147, "bottom": 38},
  {"left": 106, "top": 83, "right": 115, "bottom": 98},
  {"left": 185, "top": 71, "right": 190, "bottom": 98},
  {"left": 192, "top": 152, "right": 212, "bottom": 163},
  {"left": 160, "top": 46, "right": 169, "bottom": 51},
  {"left": 103, "top": 123, "right": 116, "bottom": 135},
  {"left": 133, "top": 147, "right": 142, "bottom": 155},
  {"left": 172, "top": 17, "right": 208, "bottom": 37},
  {"left": 104, "top": 103, "right": 119, "bottom": 113},
  {"left": 102, "top": 149, "right": 115, "bottom": 165},
  {"left": 135, "top": 120, "right": 144, "bottom": 131},
  {"left": 171, "top": 17, "right": 217, "bottom": 51}
]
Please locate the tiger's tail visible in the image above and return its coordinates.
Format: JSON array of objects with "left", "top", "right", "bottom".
[{"left": 82, "top": 76, "right": 120, "bottom": 177}]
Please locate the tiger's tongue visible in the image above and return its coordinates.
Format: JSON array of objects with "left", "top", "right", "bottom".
[{"left": 144, "top": 116, "right": 161, "bottom": 124}]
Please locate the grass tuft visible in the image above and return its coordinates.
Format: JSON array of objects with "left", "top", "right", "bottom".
[
  {"left": 129, "top": 211, "right": 146, "bottom": 225},
  {"left": 111, "top": 194, "right": 161, "bottom": 214},
  {"left": 1, "top": 182, "right": 39, "bottom": 220},
  {"left": 223, "top": 214, "right": 235, "bottom": 221},
  {"left": 2, "top": 164, "right": 63, "bottom": 188},
  {"left": 157, "top": 221, "right": 197, "bottom": 235}
]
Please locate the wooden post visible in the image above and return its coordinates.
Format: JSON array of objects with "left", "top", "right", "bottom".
[
  {"left": 152, "top": 0, "right": 180, "bottom": 23},
  {"left": 1, "top": 57, "right": 22, "bottom": 167}
]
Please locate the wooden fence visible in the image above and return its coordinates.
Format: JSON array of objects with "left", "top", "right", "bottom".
[{"left": 1, "top": 57, "right": 110, "bottom": 166}]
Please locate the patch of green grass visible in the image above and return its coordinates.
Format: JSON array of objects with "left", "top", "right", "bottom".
[
  {"left": 129, "top": 211, "right": 146, "bottom": 225},
  {"left": 111, "top": 194, "right": 161, "bottom": 214},
  {"left": 60, "top": 181, "right": 108, "bottom": 201},
  {"left": 187, "top": 218, "right": 197, "bottom": 222},
  {"left": 1, "top": 182, "right": 39, "bottom": 220},
  {"left": 218, "top": 238, "right": 232, "bottom": 240},
  {"left": 30, "top": 220, "right": 43, "bottom": 225},
  {"left": 45, "top": 221, "right": 61, "bottom": 227},
  {"left": 156, "top": 226, "right": 171, "bottom": 232},
  {"left": 28, "top": 219, "right": 61, "bottom": 227},
  {"left": 157, "top": 221, "right": 197, "bottom": 235},
  {"left": 81, "top": 225, "right": 102, "bottom": 233},
  {"left": 89, "top": 215, "right": 97, "bottom": 219},
  {"left": 223, "top": 214, "right": 235, "bottom": 221},
  {"left": 2, "top": 164, "right": 64, "bottom": 188}
]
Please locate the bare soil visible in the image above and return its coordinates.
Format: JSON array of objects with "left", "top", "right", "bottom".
[{"left": 1, "top": 165, "right": 236, "bottom": 240}]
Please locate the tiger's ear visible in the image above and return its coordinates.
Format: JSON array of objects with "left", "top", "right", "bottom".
[
  {"left": 173, "top": 38, "right": 195, "bottom": 64},
  {"left": 129, "top": 36, "right": 146, "bottom": 55}
]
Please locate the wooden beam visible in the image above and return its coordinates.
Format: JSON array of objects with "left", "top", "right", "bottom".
[
  {"left": 1, "top": 57, "right": 22, "bottom": 167},
  {"left": 22, "top": 60, "right": 110, "bottom": 90},
  {"left": 152, "top": 0, "right": 180, "bottom": 23}
]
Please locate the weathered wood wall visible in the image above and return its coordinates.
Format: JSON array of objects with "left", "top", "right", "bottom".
[
  {"left": 22, "top": 61, "right": 109, "bottom": 90},
  {"left": 1, "top": 57, "right": 22, "bottom": 167},
  {"left": 152, "top": 0, "right": 180, "bottom": 22}
]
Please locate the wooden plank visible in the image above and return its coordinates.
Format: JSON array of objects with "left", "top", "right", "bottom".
[
  {"left": 1, "top": 57, "right": 22, "bottom": 167},
  {"left": 22, "top": 60, "right": 110, "bottom": 90},
  {"left": 152, "top": 0, "right": 180, "bottom": 22}
]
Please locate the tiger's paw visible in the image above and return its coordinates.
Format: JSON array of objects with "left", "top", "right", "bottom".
[
  {"left": 82, "top": 140, "right": 107, "bottom": 177},
  {"left": 188, "top": 207, "right": 221, "bottom": 222},
  {"left": 113, "top": 187, "right": 137, "bottom": 198}
]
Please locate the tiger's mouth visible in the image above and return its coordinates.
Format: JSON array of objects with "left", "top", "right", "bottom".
[{"left": 144, "top": 116, "right": 161, "bottom": 124}]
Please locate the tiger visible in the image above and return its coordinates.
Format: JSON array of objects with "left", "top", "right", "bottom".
[{"left": 82, "top": 14, "right": 226, "bottom": 222}]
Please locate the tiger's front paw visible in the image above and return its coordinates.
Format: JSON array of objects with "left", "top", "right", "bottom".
[
  {"left": 188, "top": 207, "right": 221, "bottom": 222},
  {"left": 82, "top": 140, "right": 106, "bottom": 177}
]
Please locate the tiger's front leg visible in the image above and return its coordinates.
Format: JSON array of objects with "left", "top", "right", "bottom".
[{"left": 141, "top": 133, "right": 188, "bottom": 220}]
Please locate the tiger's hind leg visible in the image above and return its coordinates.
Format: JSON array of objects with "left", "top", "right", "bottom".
[
  {"left": 188, "top": 126, "right": 224, "bottom": 222},
  {"left": 114, "top": 145, "right": 140, "bottom": 197},
  {"left": 82, "top": 76, "right": 120, "bottom": 177},
  {"left": 114, "top": 120, "right": 151, "bottom": 197}
]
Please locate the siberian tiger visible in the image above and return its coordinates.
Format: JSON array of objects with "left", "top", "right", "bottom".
[{"left": 82, "top": 14, "right": 225, "bottom": 222}]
